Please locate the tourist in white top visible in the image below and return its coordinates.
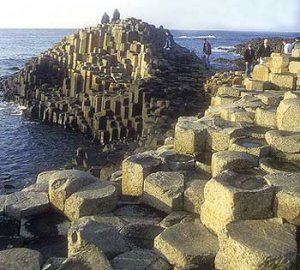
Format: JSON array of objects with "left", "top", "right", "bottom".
[{"left": 283, "top": 40, "right": 293, "bottom": 54}]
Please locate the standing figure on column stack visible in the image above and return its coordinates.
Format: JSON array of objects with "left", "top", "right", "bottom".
[
  {"left": 292, "top": 37, "right": 300, "bottom": 50},
  {"left": 164, "top": 31, "right": 173, "bottom": 50},
  {"left": 244, "top": 43, "right": 255, "bottom": 77},
  {"left": 112, "top": 9, "right": 121, "bottom": 23},
  {"left": 282, "top": 40, "right": 293, "bottom": 54},
  {"left": 202, "top": 38, "right": 212, "bottom": 70},
  {"left": 101, "top": 12, "right": 110, "bottom": 24},
  {"left": 257, "top": 39, "right": 272, "bottom": 64}
]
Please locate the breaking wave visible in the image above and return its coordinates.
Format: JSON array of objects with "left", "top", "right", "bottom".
[{"left": 177, "top": 35, "right": 216, "bottom": 39}]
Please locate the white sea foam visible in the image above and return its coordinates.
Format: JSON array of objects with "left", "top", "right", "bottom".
[
  {"left": 177, "top": 35, "right": 216, "bottom": 39},
  {"left": 18, "top": 105, "right": 27, "bottom": 110}
]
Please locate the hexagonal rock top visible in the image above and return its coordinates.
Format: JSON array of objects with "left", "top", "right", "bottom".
[
  {"left": 142, "top": 171, "right": 185, "bottom": 214},
  {"left": 265, "top": 172, "right": 300, "bottom": 226},
  {"left": 259, "top": 157, "right": 300, "bottom": 174},
  {"left": 277, "top": 98, "right": 300, "bottom": 132},
  {"left": 164, "top": 153, "right": 195, "bottom": 171},
  {"left": 5, "top": 191, "right": 49, "bottom": 219},
  {"left": 215, "top": 219, "right": 297, "bottom": 270},
  {"left": 0, "top": 248, "right": 44, "bottom": 270},
  {"left": 49, "top": 170, "right": 98, "bottom": 212},
  {"left": 154, "top": 221, "right": 219, "bottom": 269},
  {"left": 64, "top": 181, "right": 117, "bottom": 221},
  {"left": 174, "top": 116, "right": 207, "bottom": 155},
  {"left": 205, "top": 118, "right": 244, "bottom": 152},
  {"left": 111, "top": 249, "right": 171, "bottom": 270},
  {"left": 68, "top": 218, "right": 130, "bottom": 259},
  {"left": 59, "top": 245, "right": 112, "bottom": 270},
  {"left": 211, "top": 151, "right": 258, "bottom": 177},
  {"left": 229, "top": 136, "right": 270, "bottom": 157},
  {"left": 265, "top": 130, "right": 300, "bottom": 154},
  {"left": 122, "top": 152, "right": 161, "bottom": 197},
  {"left": 48, "top": 170, "right": 117, "bottom": 220},
  {"left": 201, "top": 170, "right": 274, "bottom": 234}
]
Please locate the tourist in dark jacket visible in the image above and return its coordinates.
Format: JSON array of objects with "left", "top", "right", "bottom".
[
  {"left": 257, "top": 39, "right": 272, "bottom": 64},
  {"left": 244, "top": 44, "right": 255, "bottom": 76},
  {"left": 101, "top": 12, "right": 110, "bottom": 24},
  {"left": 164, "top": 31, "right": 173, "bottom": 50},
  {"left": 112, "top": 9, "right": 120, "bottom": 22},
  {"left": 203, "top": 39, "right": 212, "bottom": 69}
]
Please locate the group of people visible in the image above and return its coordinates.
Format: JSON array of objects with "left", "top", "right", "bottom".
[
  {"left": 101, "top": 9, "right": 120, "bottom": 24},
  {"left": 201, "top": 37, "right": 300, "bottom": 74},
  {"left": 244, "top": 37, "right": 300, "bottom": 76}
]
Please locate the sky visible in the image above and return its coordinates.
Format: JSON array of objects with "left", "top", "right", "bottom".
[{"left": 0, "top": 0, "right": 299, "bottom": 32}]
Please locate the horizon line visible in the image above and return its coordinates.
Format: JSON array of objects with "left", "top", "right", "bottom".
[{"left": 0, "top": 27, "right": 299, "bottom": 33}]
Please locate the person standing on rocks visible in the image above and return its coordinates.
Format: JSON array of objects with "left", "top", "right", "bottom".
[
  {"left": 244, "top": 43, "right": 255, "bottom": 77},
  {"left": 112, "top": 9, "right": 120, "bottom": 22},
  {"left": 164, "top": 31, "right": 173, "bottom": 50},
  {"left": 292, "top": 37, "right": 300, "bottom": 50},
  {"left": 282, "top": 40, "right": 293, "bottom": 54},
  {"left": 257, "top": 39, "right": 272, "bottom": 64},
  {"left": 101, "top": 12, "right": 110, "bottom": 24},
  {"left": 202, "top": 39, "right": 212, "bottom": 70}
]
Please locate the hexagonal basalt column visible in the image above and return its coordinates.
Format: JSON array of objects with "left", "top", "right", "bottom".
[
  {"left": 184, "top": 179, "right": 208, "bottom": 214},
  {"left": 48, "top": 170, "right": 98, "bottom": 213},
  {"left": 164, "top": 153, "right": 195, "bottom": 171},
  {"left": 68, "top": 218, "right": 129, "bottom": 259},
  {"left": 215, "top": 219, "right": 297, "bottom": 270},
  {"left": 255, "top": 107, "right": 277, "bottom": 128},
  {"left": 154, "top": 222, "right": 219, "bottom": 269},
  {"left": 252, "top": 64, "right": 270, "bottom": 81},
  {"left": 201, "top": 170, "right": 274, "bottom": 234},
  {"left": 265, "top": 172, "right": 300, "bottom": 226},
  {"left": 259, "top": 157, "right": 300, "bottom": 174},
  {"left": 265, "top": 130, "right": 300, "bottom": 154},
  {"left": 174, "top": 117, "right": 207, "bottom": 155},
  {"left": 216, "top": 85, "right": 241, "bottom": 97},
  {"left": 277, "top": 99, "right": 300, "bottom": 132},
  {"left": 229, "top": 136, "right": 270, "bottom": 157},
  {"left": 142, "top": 171, "right": 185, "bottom": 213},
  {"left": 211, "top": 151, "right": 258, "bottom": 177},
  {"left": 64, "top": 181, "right": 117, "bottom": 221},
  {"left": 122, "top": 152, "right": 161, "bottom": 196},
  {"left": 206, "top": 119, "right": 244, "bottom": 152}
]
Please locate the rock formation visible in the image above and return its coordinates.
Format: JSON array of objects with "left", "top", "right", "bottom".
[
  {"left": 0, "top": 18, "right": 205, "bottom": 146},
  {"left": 1, "top": 17, "right": 300, "bottom": 270}
]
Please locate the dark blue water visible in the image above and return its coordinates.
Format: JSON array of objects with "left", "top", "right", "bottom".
[
  {"left": 0, "top": 29, "right": 75, "bottom": 77},
  {"left": 0, "top": 28, "right": 299, "bottom": 193},
  {"left": 0, "top": 29, "right": 96, "bottom": 194},
  {"left": 172, "top": 30, "right": 300, "bottom": 69}
]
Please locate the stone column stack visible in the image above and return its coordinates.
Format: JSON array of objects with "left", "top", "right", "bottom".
[
  {"left": 118, "top": 47, "right": 300, "bottom": 269},
  {"left": 1, "top": 18, "right": 205, "bottom": 144}
]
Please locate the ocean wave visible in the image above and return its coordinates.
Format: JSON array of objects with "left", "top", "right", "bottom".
[
  {"left": 18, "top": 105, "right": 27, "bottom": 110},
  {"left": 177, "top": 35, "right": 216, "bottom": 39},
  {"left": 212, "top": 46, "right": 237, "bottom": 53}
]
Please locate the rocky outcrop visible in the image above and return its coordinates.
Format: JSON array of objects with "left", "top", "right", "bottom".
[
  {"left": 215, "top": 219, "right": 297, "bottom": 270},
  {"left": 154, "top": 221, "right": 219, "bottom": 269},
  {"left": 0, "top": 18, "right": 205, "bottom": 146},
  {"left": 0, "top": 248, "right": 44, "bottom": 270},
  {"left": 1, "top": 19, "right": 300, "bottom": 270},
  {"left": 111, "top": 249, "right": 171, "bottom": 270}
]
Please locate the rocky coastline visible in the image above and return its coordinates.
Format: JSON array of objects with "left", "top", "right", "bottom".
[
  {"left": 1, "top": 16, "right": 300, "bottom": 270},
  {"left": 215, "top": 37, "right": 297, "bottom": 70}
]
